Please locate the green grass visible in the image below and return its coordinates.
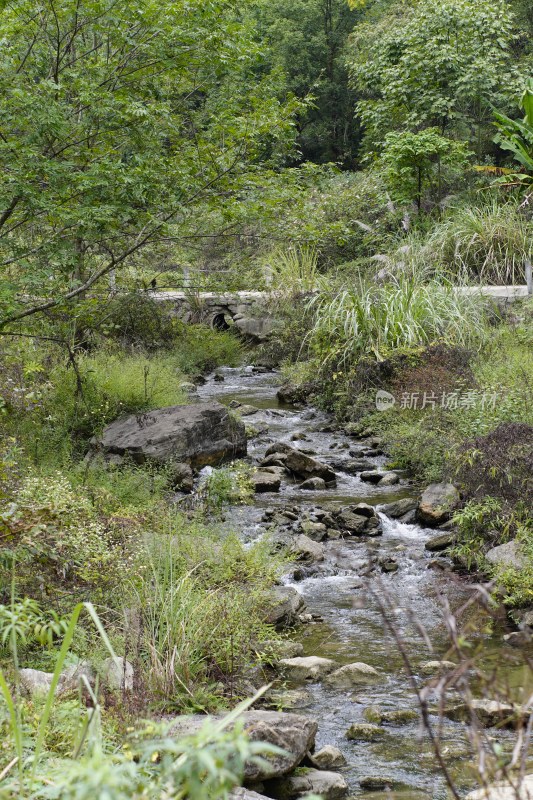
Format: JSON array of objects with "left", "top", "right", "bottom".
[
  {"left": 422, "top": 201, "right": 532, "bottom": 284},
  {"left": 126, "top": 517, "right": 284, "bottom": 711},
  {"left": 308, "top": 270, "right": 489, "bottom": 368},
  {"left": 6, "top": 350, "right": 186, "bottom": 464},
  {"left": 340, "top": 301, "right": 533, "bottom": 478},
  {"left": 1, "top": 324, "right": 245, "bottom": 466},
  {"left": 267, "top": 244, "right": 319, "bottom": 293}
]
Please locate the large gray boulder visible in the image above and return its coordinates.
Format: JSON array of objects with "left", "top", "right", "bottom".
[
  {"left": 264, "top": 443, "right": 336, "bottom": 483},
  {"left": 417, "top": 483, "right": 460, "bottom": 526},
  {"left": 97, "top": 402, "right": 246, "bottom": 468},
  {"left": 167, "top": 710, "right": 318, "bottom": 781},
  {"left": 466, "top": 775, "right": 533, "bottom": 799}
]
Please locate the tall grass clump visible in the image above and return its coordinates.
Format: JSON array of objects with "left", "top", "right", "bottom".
[
  {"left": 130, "top": 521, "right": 283, "bottom": 711},
  {"left": 267, "top": 244, "right": 319, "bottom": 294},
  {"left": 308, "top": 272, "right": 489, "bottom": 368},
  {"left": 0, "top": 596, "right": 273, "bottom": 799},
  {"left": 423, "top": 202, "right": 532, "bottom": 284}
]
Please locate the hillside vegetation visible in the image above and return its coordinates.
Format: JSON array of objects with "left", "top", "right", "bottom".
[{"left": 0, "top": 0, "right": 532, "bottom": 796}]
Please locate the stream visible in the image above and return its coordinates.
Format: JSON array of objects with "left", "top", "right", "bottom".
[{"left": 196, "top": 366, "right": 532, "bottom": 799}]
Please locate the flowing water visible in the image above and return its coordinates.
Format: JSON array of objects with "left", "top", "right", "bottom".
[{"left": 197, "top": 366, "right": 532, "bottom": 799}]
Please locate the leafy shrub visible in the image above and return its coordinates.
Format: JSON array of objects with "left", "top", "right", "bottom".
[
  {"left": 379, "top": 128, "right": 471, "bottom": 211},
  {"left": 175, "top": 325, "right": 244, "bottom": 375},
  {"left": 97, "top": 293, "right": 182, "bottom": 350},
  {"left": 454, "top": 422, "right": 533, "bottom": 506},
  {"left": 2, "top": 324, "right": 245, "bottom": 463},
  {"left": 389, "top": 344, "right": 475, "bottom": 397},
  {"left": 267, "top": 244, "right": 318, "bottom": 293},
  {"left": 187, "top": 167, "right": 402, "bottom": 277},
  {"left": 259, "top": 295, "right": 315, "bottom": 366},
  {"left": 383, "top": 410, "right": 457, "bottom": 484},
  {"left": 1, "top": 343, "right": 188, "bottom": 461},
  {"left": 199, "top": 464, "right": 254, "bottom": 514},
  {"left": 72, "top": 458, "right": 171, "bottom": 515},
  {"left": 277, "top": 170, "right": 401, "bottom": 268},
  {"left": 490, "top": 524, "right": 533, "bottom": 607},
  {"left": 451, "top": 497, "right": 506, "bottom": 568},
  {"left": 0, "top": 598, "right": 68, "bottom": 650},
  {"left": 0, "top": 598, "right": 270, "bottom": 799},
  {"left": 26, "top": 708, "right": 275, "bottom": 800},
  {"left": 453, "top": 499, "right": 533, "bottom": 607},
  {"left": 0, "top": 474, "right": 136, "bottom": 608}
]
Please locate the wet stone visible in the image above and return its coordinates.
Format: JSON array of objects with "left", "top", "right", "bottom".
[
  {"left": 264, "top": 688, "right": 314, "bottom": 710},
  {"left": 379, "top": 471, "right": 400, "bottom": 486},
  {"left": 360, "top": 777, "right": 414, "bottom": 792},
  {"left": 379, "top": 556, "right": 399, "bottom": 573},
  {"left": 309, "top": 745, "right": 347, "bottom": 770},
  {"left": 325, "top": 662, "right": 380, "bottom": 688},
  {"left": 346, "top": 723, "right": 386, "bottom": 741},
  {"left": 299, "top": 477, "right": 327, "bottom": 490},
  {"left": 425, "top": 532, "right": 456, "bottom": 551},
  {"left": 252, "top": 472, "right": 281, "bottom": 493},
  {"left": 265, "top": 768, "right": 349, "bottom": 800},
  {"left": 279, "top": 656, "right": 338, "bottom": 683},
  {"left": 290, "top": 534, "right": 325, "bottom": 563},
  {"left": 360, "top": 470, "right": 387, "bottom": 484},
  {"left": 364, "top": 706, "right": 419, "bottom": 725},
  {"left": 420, "top": 660, "right": 456, "bottom": 676},
  {"left": 300, "top": 520, "right": 328, "bottom": 542}
]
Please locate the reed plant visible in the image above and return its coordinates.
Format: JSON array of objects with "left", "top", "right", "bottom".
[{"left": 308, "top": 269, "right": 488, "bottom": 367}]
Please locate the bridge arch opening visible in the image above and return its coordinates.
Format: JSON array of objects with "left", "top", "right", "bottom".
[{"left": 211, "top": 311, "right": 231, "bottom": 331}]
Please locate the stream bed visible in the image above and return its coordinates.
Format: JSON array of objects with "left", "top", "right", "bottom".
[{"left": 196, "top": 366, "right": 532, "bottom": 799}]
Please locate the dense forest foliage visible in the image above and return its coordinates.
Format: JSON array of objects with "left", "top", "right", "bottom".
[{"left": 0, "top": 0, "right": 532, "bottom": 796}]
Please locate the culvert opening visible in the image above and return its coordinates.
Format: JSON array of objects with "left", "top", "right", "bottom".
[{"left": 211, "top": 312, "right": 231, "bottom": 331}]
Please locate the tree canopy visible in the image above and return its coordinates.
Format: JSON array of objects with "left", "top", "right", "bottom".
[
  {"left": 0, "top": 0, "right": 301, "bottom": 327},
  {"left": 348, "top": 0, "right": 522, "bottom": 158}
]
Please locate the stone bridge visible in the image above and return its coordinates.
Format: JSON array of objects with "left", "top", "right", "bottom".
[
  {"left": 150, "top": 290, "right": 278, "bottom": 342},
  {"left": 151, "top": 284, "right": 530, "bottom": 342}
]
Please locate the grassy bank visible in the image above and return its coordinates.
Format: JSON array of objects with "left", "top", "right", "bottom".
[
  {"left": 0, "top": 304, "right": 294, "bottom": 790},
  {"left": 275, "top": 282, "right": 532, "bottom": 610}
]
